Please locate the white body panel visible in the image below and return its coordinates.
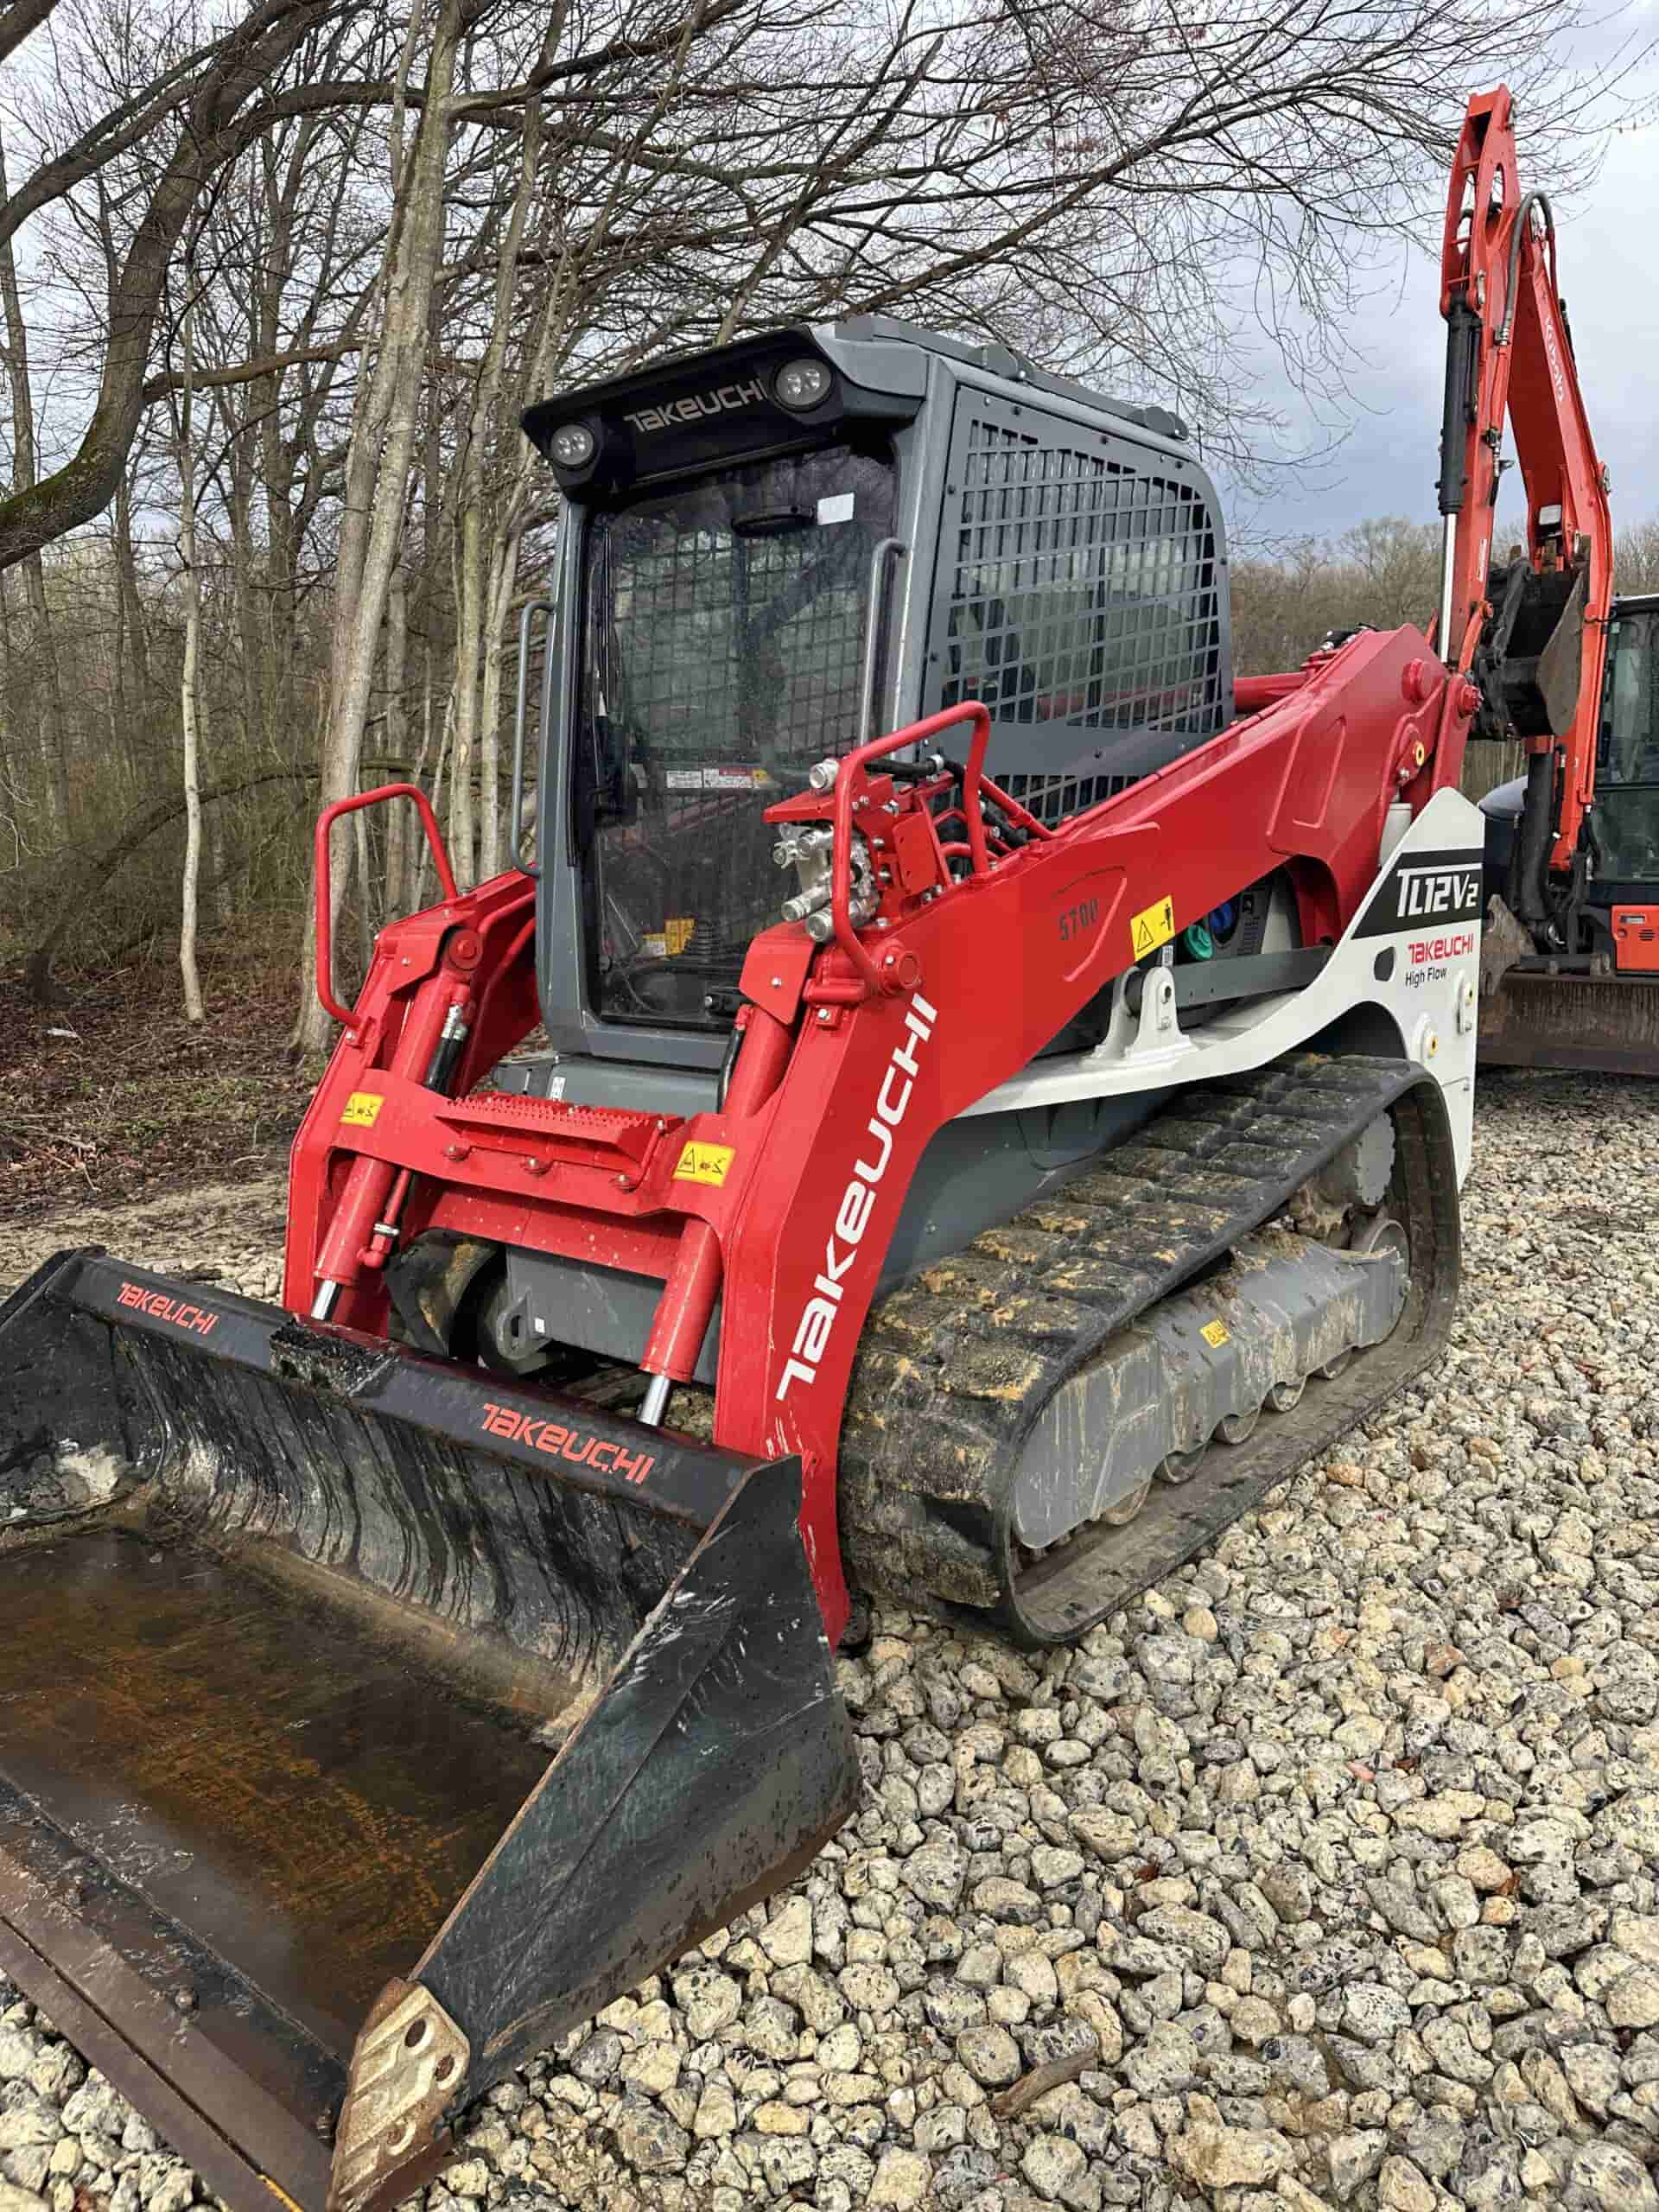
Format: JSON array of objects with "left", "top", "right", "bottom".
[{"left": 961, "top": 787, "right": 1484, "bottom": 1187}]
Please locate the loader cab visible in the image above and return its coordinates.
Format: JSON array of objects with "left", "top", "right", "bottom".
[{"left": 520, "top": 319, "right": 1231, "bottom": 1103}]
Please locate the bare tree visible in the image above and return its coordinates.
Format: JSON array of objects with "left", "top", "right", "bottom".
[
  {"left": 1617, "top": 518, "right": 1659, "bottom": 594},
  {"left": 296, "top": 0, "right": 463, "bottom": 1052},
  {"left": 0, "top": 0, "right": 398, "bottom": 568},
  {"left": 171, "top": 276, "right": 205, "bottom": 1020},
  {"left": 1231, "top": 519, "right": 1445, "bottom": 675},
  {"left": 0, "top": 119, "right": 66, "bottom": 824},
  {"left": 445, "top": 86, "right": 543, "bottom": 886}
]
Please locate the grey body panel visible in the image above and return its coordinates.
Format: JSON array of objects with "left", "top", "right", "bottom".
[
  {"left": 495, "top": 1056, "right": 721, "bottom": 1119},
  {"left": 810, "top": 315, "right": 1190, "bottom": 447},
  {"left": 504, "top": 1251, "right": 727, "bottom": 1389}
]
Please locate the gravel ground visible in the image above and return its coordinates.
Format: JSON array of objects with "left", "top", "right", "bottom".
[{"left": 4, "top": 1070, "right": 1659, "bottom": 2212}]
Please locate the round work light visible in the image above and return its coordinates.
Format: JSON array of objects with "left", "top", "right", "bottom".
[{"left": 773, "top": 359, "right": 833, "bottom": 411}]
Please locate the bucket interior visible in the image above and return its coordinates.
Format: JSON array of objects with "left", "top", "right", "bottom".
[{"left": 0, "top": 1524, "right": 554, "bottom": 2058}]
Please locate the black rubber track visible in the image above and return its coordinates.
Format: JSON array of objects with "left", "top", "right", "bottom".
[{"left": 836, "top": 1052, "right": 1461, "bottom": 1647}]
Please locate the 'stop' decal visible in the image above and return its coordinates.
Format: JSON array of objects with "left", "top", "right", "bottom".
[{"left": 1355, "top": 848, "right": 1483, "bottom": 938}]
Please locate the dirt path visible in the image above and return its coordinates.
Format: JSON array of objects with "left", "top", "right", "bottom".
[{"left": 0, "top": 1177, "right": 289, "bottom": 1302}]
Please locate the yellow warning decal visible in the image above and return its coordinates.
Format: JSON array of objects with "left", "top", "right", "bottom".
[
  {"left": 1199, "top": 1319, "right": 1230, "bottom": 1348},
  {"left": 341, "top": 1091, "right": 384, "bottom": 1128},
  {"left": 664, "top": 916, "right": 696, "bottom": 957},
  {"left": 675, "top": 1141, "right": 734, "bottom": 1187},
  {"left": 1130, "top": 893, "right": 1176, "bottom": 958}
]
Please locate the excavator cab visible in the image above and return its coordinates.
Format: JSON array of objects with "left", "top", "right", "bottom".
[
  {"left": 1480, "top": 595, "right": 1659, "bottom": 1064},
  {"left": 1591, "top": 600, "right": 1659, "bottom": 931}
]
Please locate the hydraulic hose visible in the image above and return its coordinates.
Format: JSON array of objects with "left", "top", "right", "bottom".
[{"left": 1513, "top": 748, "right": 1558, "bottom": 935}]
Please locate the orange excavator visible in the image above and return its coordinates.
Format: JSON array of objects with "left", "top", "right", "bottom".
[
  {"left": 0, "top": 85, "right": 1609, "bottom": 2212},
  {"left": 1438, "top": 91, "right": 1659, "bottom": 1071}
]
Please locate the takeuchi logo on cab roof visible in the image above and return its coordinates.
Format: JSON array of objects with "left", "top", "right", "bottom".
[{"left": 625, "top": 377, "right": 768, "bottom": 436}]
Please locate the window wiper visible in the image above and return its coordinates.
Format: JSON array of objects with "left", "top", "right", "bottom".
[{"left": 732, "top": 507, "right": 814, "bottom": 537}]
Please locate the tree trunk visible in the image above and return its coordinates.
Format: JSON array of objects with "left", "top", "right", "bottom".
[
  {"left": 0, "top": 119, "right": 67, "bottom": 830},
  {"left": 225, "top": 423, "right": 263, "bottom": 747},
  {"left": 175, "top": 288, "right": 205, "bottom": 1024},
  {"left": 448, "top": 93, "right": 543, "bottom": 887},
  {"left": 353, "top": 803, "right": 374, "bottom": 976},
  {"left": 293, "top": 0, "right": 462, "bottom": 1053},
  {"left": 113, "top": 463, "right": 149, "bottom": 708},
  {"left": 203, "top": 683, "right": 234, "bottom": 925},
  {"left": 384, "top": 556, "right": 410, "bottom": 910},
  {"left": 418, "top": 690, "right": 454, "bottom": 910},
  {"left": 448, "top": 499, "right": 479, "bottom": 887},
  {"left": 479, "top": 536, "right": 518, "bottom": 874}
]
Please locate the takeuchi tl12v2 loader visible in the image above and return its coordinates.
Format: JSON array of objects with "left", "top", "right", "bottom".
[{"left": 0, "top": 84, "right": 1592, "bottom": 2212}]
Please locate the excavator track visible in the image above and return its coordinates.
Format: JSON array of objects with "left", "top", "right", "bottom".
[{"left": 835, "top": 1052, "right": 1461, "bottom": 1647}]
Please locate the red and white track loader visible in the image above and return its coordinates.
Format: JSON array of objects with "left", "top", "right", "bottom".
[{"left": 2, "top": 86, "right": 1584, "bottom": 2212}]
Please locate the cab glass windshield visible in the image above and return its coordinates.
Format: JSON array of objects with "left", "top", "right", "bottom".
[{"left": 577, "top": 444, "right": 896, "bottom": 1026}]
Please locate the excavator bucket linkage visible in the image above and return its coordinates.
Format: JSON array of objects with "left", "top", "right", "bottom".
[{"left": 0, "top": 1250, "right": 857, "bottom": 2212}]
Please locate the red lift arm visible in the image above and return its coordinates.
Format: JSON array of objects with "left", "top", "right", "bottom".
[{"left": 1436, "top": 83, "right": 1613, "bottom": 876}]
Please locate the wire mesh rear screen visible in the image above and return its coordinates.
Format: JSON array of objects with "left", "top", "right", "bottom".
[{"left": 937, "top": 408, "right": 1226, "bottom": 823}]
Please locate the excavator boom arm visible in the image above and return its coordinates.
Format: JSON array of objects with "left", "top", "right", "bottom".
[{"left": 1437, "top": 84, "right": 1613, "bottom": 872}]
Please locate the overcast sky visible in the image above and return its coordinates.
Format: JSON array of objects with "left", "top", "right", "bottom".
[{"left": 1217, "top": 96, "right": 1659, "bottom": 550}]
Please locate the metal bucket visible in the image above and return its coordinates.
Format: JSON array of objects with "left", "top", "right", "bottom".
[
  {"left": 1478, "top": 965, "right": 1659, "bottom": 1075},
  {"left": 0, "top": 1251, "right": 857, "bottom": 2212}
]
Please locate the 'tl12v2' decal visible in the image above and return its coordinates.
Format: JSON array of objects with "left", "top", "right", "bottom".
[{"left": 1354, "top": 848, "right": 1483, "bottom": 938}]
